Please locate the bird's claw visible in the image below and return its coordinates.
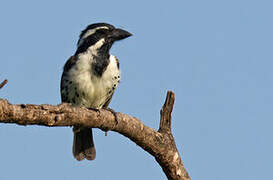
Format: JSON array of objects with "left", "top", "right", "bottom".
[
  {"left": 88, "top": 107, "right": 100, "bottom": 112},
  {"left": 105, "top": 108, "right": 118, "bottom": 125}
]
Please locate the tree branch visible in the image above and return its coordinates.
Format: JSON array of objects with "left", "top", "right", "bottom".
[
  {"left": 0, "top": 79, "right": 8, "bottom": 89},
  {"left": 0, "top": 91, "right": 190, "bottom": 180},
  {"left": 159, "top": 91, "right": 175, "bottom": 133}
]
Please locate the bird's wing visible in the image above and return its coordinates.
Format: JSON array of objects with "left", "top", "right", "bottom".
[
  {"left": 63, "top": 55, "right": 77, "bottom": 73},
  {"left": 61, "top": 55, "right": 77, "bottom": 103}
]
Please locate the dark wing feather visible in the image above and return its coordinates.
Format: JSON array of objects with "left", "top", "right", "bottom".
[
  {"left": 61, "top": 55, "right": 77, "bottom": 103},
  {"left": 103, "top": 93, "right": 114, "bottom": 108}
]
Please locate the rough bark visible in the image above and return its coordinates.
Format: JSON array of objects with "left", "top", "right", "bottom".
[{"left": 0, "top": 91, "right": 190, "bottom": 180}]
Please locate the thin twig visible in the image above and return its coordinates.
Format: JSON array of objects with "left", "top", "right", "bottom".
[{"left": 0, "top": 79, "right": 8, "bottom": 89}]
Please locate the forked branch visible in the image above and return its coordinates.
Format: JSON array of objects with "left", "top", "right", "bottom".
[{"left": 0, "top": 91, "right": 190, "bottom": 180}]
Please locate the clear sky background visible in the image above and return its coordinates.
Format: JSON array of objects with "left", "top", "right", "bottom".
[{"left": 0, "top": 0, "right": 272, "bottom": 179}]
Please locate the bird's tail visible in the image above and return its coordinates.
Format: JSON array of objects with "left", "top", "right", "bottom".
[{"left": 73, "top": 127, "right": 96, "bottom": 161}]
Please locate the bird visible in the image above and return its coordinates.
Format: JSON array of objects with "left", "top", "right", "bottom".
[{"left": 60, "top": 23, "right": 132, "bottom": 161}]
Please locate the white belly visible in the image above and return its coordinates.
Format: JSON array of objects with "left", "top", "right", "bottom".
[{"left": 64, "top": 54, "right": 120, "bottom": 108}]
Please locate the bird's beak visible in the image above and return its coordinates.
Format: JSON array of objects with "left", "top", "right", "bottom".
[{"left": 110, "top": 28, "right": 132, "bottom": 41}]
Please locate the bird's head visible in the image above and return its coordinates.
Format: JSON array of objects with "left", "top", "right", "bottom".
[{"left": 75, "top": 23, "right": 132, "bottom": 55}]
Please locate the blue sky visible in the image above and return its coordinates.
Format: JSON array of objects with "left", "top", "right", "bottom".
[{"left": 0, "top": 0, "right": 272, "bottom": 179}]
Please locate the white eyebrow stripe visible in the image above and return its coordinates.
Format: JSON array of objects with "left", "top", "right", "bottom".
[{"left": 78, "top": 26, "right": 109, "bottom": 47}]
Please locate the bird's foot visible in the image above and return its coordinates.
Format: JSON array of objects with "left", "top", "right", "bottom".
[
  {"left": 102, "top": 107, "right": 118, "bottom": 125},
  {"left": 88, "top": 107, "right": 100, "bottom": 112}
]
